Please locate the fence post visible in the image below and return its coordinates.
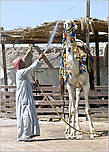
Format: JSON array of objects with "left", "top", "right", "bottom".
[{"left": 95, "top": 31, "right": 100, "bottom": 85}]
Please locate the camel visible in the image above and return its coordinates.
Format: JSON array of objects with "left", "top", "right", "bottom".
[{"left": 60, "top": 20, "right": 96, "bottom": 139}]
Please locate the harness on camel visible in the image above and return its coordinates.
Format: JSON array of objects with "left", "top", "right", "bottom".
[{"left": 59, "top": 30, "right": 95, "bottom": 95}]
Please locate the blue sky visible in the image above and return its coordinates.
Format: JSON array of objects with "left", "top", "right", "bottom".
[{"left": 1, "top": 0, "right": 108, "bottom": 30}]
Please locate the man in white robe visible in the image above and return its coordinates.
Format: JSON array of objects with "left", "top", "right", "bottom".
[{"left": 13, "top": 53, "right": 44, "bottom": 141}]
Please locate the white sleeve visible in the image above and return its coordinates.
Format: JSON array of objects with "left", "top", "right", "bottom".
[{"left": 18, "top": 59, "right": 40, "bottom": 77}]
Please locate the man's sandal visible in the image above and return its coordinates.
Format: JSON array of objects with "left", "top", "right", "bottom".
[{"left": 23, "top": 137, "right": 33, "bottom": 142}]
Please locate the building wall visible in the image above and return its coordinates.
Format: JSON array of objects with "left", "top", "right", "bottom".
[{"left": 37, "top": 68, "right": 60, "bottom": 86}]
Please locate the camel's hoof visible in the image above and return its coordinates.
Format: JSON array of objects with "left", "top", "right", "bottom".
[
  {"left": 64, "top": 129, "right": 71, "bottom": 135},
  {"left": 68, "top": 133, "right": 76, "bottom": 140},
  {"left": 65, "top": 134, "right": 71, "bottom": 140},
  {"left": 90, "top": 134, "right": 96, "bottom": 139},
  {"left": 66, "top": 135, "right": 76, "bottom": 140},
  {"left": 65, "top": 132, "right": 76, "bottom": 140},
  {"left": 70, "top": 135, "right": 76, "bottom": 140},
  {"left": 90, "top": 131, "right": 103, "bottom": 138},
  {"left": 98, "top": 132, "right": 103, "bottom": 136},
  {"left": 90, "top": 132, "right": 99, "bottom": 139},
  {"left": 76, "top": 133, "right": 83, "bottom": 140},
  {"left": 66, "top": 136, "right": 71, "bottom": 140}
]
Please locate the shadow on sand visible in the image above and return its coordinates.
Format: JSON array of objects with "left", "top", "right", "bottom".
[
  {"left": 24, "top": 130, "right": 108, "bottom": 142},
  {"left": 24, "top": 137, "right": 67, "bottom": 142}
]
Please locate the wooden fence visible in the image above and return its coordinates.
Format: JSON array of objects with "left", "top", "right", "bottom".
[{"left": 0, "top": 85, "right": 108, "bottom": 120}]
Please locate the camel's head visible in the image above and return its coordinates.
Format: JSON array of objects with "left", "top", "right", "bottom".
[{"left": 64, "top": 20, "right": 77, "bottom": 33}]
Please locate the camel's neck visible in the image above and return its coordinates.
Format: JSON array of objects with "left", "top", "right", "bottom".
[
  {"left": 66, "top": 33, "right": 71, "bottom": 44},
  {"left": 66, "top": 34, "right": 79, "bottom": 77}
]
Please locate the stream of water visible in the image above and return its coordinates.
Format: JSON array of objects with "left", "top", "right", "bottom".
[{"left": 44, "top": 21, "right": 59, "bottom": 54}]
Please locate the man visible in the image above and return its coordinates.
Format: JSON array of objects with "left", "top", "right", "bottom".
[{"left": 13, "top": 53, "right": 44, "bottom": 141}]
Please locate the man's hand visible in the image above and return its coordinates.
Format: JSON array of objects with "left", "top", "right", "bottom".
[{"left": 38, "top": 53, "right": 44, "bottom": 61}]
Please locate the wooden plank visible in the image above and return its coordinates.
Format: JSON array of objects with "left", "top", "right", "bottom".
[
  {"left": 1, "top": 99, "right": 107, "bottom": 109},
  {"left": 62, "top": 92, "right": 108, "bottom": 97},
  {"left": 33, "top": 87, "right": 60, "bottom": 92},
  {"left": 69, "top": 90, "right": 108, "bottom": 95},
  {"left": 64, "top": 99, "right": 108, "bottom": 105},
  {"left": 95, "top": 85, "right": 108, "bottom": 88},
  {"left": 33, "top": 92, "right": 62, "bottom": 96},
  {"left": 34, "top": 100, "right": 64, "bottom": 106},
  {"left": 0, "top": 85, "right": 16, "bottom": 89},
  {"left": 1, "top": 107, "right": 16, "bottom": 112},
  {"left": 1, "top": 106, "right": 108, "bottom": 117},
  {"left": 0, "top": 102, "right": 16, "bottom": 107},
  {"left": 38, "top": 114, "right": 60, "bottom": 118},
  {"left": 93, "top": 113, "right": 108, "bottom": 118},
  {"left": 0, "top": 85, "right": 107, "bottom": 91},
  {"left": 86, "top": 92, "right": 108, "bottom": 97},
  {"left": 35, "top": 46, "right": 53, "bottom": 68},
  {"left": 0, "top": 85, "right": 107, "bottom": 90},
  {"left": 87, "top": 99, "right": 108, "bottom": 104},
  {"left": 94, "top": 86, "right": 108, "bottom": 90},
  {"left": 0, "top": 106, "right": 6, "bottom": 112},
  {"left": 40, "top": 86, "right": 60, "bottom": 90},
  {"left": 1, "top": 92, "right": 16, "bottom": 96},
  {"left": 39, "top": 85, "right": 108, "bottom": 90},
  {"left": 64, "top": 85, "right": 108, "bottom": 90},
  {"left": 89, "top": 89, "right": 108, "bottom": 92},
  {"left": 0, "top": 113, "right": 16, "bottom": 119},
  {"left": 34, "top": 99, "right": 108, "bottom": 106},
  {"left": 36, "top": 108, "right": 63, "bottom": 113},
  {"left": 64, "top": 107, "right": 108, "bottom": 115},
  {"left": 90, "top": 108, "right": 108, "bottom": 113},
  {"left": 0, "top": 98, "right": 16, "bottom": 103}
]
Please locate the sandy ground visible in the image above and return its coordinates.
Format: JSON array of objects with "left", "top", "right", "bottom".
[{"left": 0, "top": 118, "right": 108, "bottom": 152}]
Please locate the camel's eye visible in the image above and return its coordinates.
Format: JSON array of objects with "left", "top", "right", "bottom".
[{"left": 68, "top": 22, "right": 71, "bottom": 28}]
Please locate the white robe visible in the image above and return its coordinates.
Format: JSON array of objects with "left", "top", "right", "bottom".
[{"left": 16, "top": 59, "right": 40, "bottom": 141}]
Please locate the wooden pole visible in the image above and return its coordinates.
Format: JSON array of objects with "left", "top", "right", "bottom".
[
  {"left": 86, "top": 0, "right": 90, "bottom": 49},
  {"left": 95, "top": 31, "right": 100, "bottom": 85},
  {"left": 35, "top": 46, "right": 53, "bottom": 68},
  {"left": 1, "top": 44, "right": 8, "bottom": 85},
  {"left": 86, "top": 0, "right": 90, "bottom": 17}
]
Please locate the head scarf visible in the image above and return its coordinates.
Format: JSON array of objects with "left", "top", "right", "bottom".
[{"left": 13, "top": 57, "right": 22, "bottom": 70}]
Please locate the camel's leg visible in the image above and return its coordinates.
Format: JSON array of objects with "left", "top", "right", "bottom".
[
  {"left": 65, "top": 84, "right": 75, "bottom": 138},
  {"left": 83, "top": 84, "right": 96, "bottom": 138},
  {"left": 75, "top": 87, "right": 82, "bottom": 139}
]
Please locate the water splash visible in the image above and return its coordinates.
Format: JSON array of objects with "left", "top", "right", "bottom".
[{"left": 44, "top": 21, "right": 59, "bottom": 54}]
